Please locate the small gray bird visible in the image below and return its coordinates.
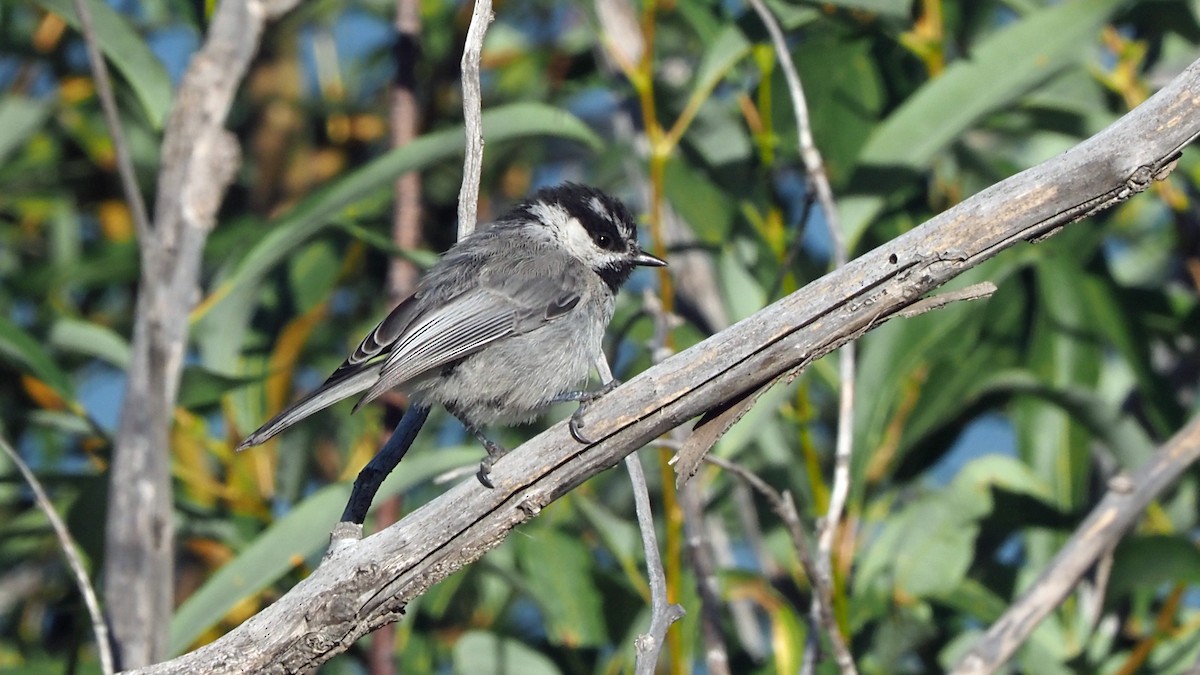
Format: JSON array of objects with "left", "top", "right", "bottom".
[{"left": 237, "top": 183, "right": 666, "bottom": 486}]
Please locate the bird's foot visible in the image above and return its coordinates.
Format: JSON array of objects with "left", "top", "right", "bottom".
[
  {"left": 474, "top": 434, "right": 507, "bottom": 489},
  {"left": 566, "top": 379, "right": 621, "bottom": 444}
]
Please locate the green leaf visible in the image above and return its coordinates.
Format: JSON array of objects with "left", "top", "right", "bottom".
[
  {"left": 287, "top": 240, "right": 340, "bottom": 314},
  {"left": 948, "top": 454, "right": 1053, "bottom": 504},
  {"left": 167, "top": 446, "right": 481, "bottom": 655},
  {"left": 33, "top": 0, "right": 174, "bottom": 128},
  {"left": 816, "top": 0, "right": 912, "bottom": 17},
  {"left": 573, "top": 494, "right": 642, "bottom": 587},
  {"left": 177, "top": 366, "right": 261, "bottom": 410},
  {"left": 687, "top": 25, "right": 751, "bottom": 116},
  {"left": 664, "top": 158, "right": 734, "bottom": 241},
  {"left": 48, "top": 317, "right": 131, "bottom": 369},
  {"left": 452, "top": 631, "right": 563, "bottom": 675},
  {"left": 892, "top": 498, "right": 978, "bottom": 598},
  {"left": 0, "top": 315, "right": 73, "bottom": 398},
  {"left": 785, "top": 35, "right": 885, "bottom": 185},
  {"left": 1109, "top": 535, "right": 1200, "bottom": 604},
  {"left": 840, "top": 0, "right": 1126, "bottom": 246},
  {"left": 857, "top": 456, "right": 1020, "bottom": 602},
  {"left": 977, "top": 371, "right": 1157, "bottom": 474},
  {"left": 515, "top": 528, "right": 607, "bottom": 647},
  {"left": 0, "top": 96, "right": 53, "bottom": 164},
  {"left": 762, "top": 0, "right": 821, "bottom": 29},
  {"left": 195, "top": 102, "right": 601, "bottom": 371},
  {"left": 718, "top": 245, "right": 766, "bottom": 323}
]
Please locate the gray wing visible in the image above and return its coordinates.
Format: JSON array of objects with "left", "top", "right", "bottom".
[
  {"left": 321, "top": 291, "right": 424, "bottom": 385},
  {"left": 236, "top": 266, "right": 582, "bottom": 450},
  {"left": 235, "top": 292, "right": 425, "bottom": 451},
  {"left": 354, "top": 268, "right": 583, "bottom": 408}
]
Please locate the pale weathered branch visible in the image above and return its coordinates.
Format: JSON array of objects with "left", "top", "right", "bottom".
[
  {"left": 596, "top": 352, "right": 684, "bottom": 674},
  {"left": 104, "top": 0, "right": 299, "bottom": 666},
  {"left": 456, "top": 0, "right": 493, "bottom": 239},
  {"left": 627, "top": 448, "right": 685, "bottom": 674},
  {"left": 703, "top": 454, "right": 851, "bottom": 674},
  {"left": 0, "top": 435, "right": 113, "bottom": 675},
  {"left": 951, "top": 415, "right": 1200, "bottom": 674},
  {"left": 134, "top": 56, "right": 1200, "bottom": 675}
]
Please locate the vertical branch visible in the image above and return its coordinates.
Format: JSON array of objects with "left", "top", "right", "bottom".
[
  {"left": 371, "top": 0, "right": 424, "bottom": 670},
  {"left": 744, "top": 0, "right": 857, "bottom": 667},
  {"left": 679, "top": 478, "right": 730, "bottom": 675},
  {"left": 457, "top": 0, "right": 493, "bottom": 240},
  {"left": 103, "top": 0, "right": 301, "bottom": 666},
  {"left": 627, "top": 451, "right": 686, "bottom": 674},
  {"left": 388, "top": 0, "right": 424, "bottom": 300},
  {"left": 595, "top": 354, "right": 685, "bottom": 675}
]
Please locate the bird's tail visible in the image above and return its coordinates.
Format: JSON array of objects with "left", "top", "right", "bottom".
[{"left": 235, "top": 364, "right": 382, "bottom": 451}]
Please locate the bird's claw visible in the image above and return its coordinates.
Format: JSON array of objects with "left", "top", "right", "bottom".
[
  {"left": 474, "top": 437, "right": 507, "bottom": 489},
  {"left": 476, "top": 457, "right": 495, "bottom": 489},
  {"left": 569, "top": 379, "right": 620, "bottom": 444}
]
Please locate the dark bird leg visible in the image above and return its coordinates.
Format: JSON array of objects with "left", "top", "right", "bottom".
[
  {"left": 446, "top": 405, "right": 507, "bottom": 489},
  {"left": 554, "top": 379, "right": 621, "bottom": 444},
  {"left": 341, "top": 403, "right": 431, "bottom": 524}
]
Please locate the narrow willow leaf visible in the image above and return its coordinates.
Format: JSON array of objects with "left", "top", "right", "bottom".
[
  {"left": 840, "top": 0, "right": 1125, "bottom": 246},
  {"left": 34, "top": 0, "right": 173, "bottom": 128}
]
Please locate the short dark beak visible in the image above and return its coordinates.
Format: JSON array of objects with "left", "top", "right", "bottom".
[{"left": 633, "top": 249, "right": 667, "bottom": 267}]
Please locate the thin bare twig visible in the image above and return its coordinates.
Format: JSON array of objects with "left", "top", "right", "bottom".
[
  {"left": 640, "top": 287, "right": 726, "bottom": 672},
  {"left": 679, "top": 475, "right": 730, "bottom": 675},
  {"left": 743, "top": 3, "right": 855, "bottom": 670},
  {"left": 70, "top": 0, "right": 152, "bottom": 245},
  {"left": 896, "top": 283, "right": 997, "bottom": 318},
  {"left": 595, "top": 355, "right": 685, "bottom": 674},
  {"left": 627, "top": 450, "right": 686, "bottom": 674},
  {"left": 457, "top": 0, "right": 493, "bottom": 239},
  {"left": 704, "top": 455, "right": 856, "bottom": 674},
  {"left": 1, "top": 436, "right": 114, "bottom": 675}
]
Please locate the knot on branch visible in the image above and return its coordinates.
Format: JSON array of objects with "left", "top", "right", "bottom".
[{"left": 1124, "top": 164, "right": 1158, "bottom": 195}]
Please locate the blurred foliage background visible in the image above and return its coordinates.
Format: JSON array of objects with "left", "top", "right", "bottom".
[{"left": 2, "top": 0, "right": 1200, "bottom": 672}]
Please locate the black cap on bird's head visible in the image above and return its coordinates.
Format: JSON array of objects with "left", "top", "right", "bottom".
[{"left": 516, "top": 183, "right": 666, "bottom": 291}]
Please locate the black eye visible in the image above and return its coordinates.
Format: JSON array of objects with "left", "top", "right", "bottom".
[{"left": 595, "top": 233, "right": 613, "bottom": 249}]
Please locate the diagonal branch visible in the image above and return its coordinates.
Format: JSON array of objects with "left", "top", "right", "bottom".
[
  {"left": 131, "top": 56, "right": 1200, "bottom": 675},
  {"left": 70, "top": 0, "right": 152, "bottom": 245},
  {"left": 1, "top": 435, "right": 114, "bottom": 675},
  {"left": 952, "top": 416, "right": 1200, "bottom": 674}
]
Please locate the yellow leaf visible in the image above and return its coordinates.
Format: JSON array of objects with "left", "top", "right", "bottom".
[
  {"left": 98, "top": 200, "right": 134, "bottom": 242},
  {"left": 21, "top": 374, "right": 66, "bottom": 410}
]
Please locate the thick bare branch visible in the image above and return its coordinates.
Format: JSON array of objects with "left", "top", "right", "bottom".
[
  {"left": 133, "top": 57, "right": 1200, "bottom": 675},
  {"left": 104, "top": 0, "right": 299, "bottom": 665}
]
